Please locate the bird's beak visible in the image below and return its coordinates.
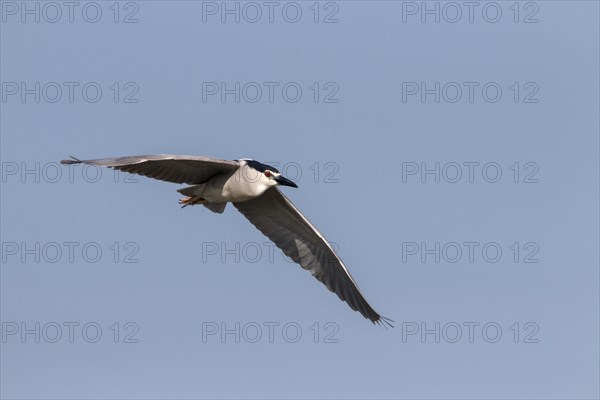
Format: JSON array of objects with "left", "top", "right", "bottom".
[{"left": 275, "top": 175, "right": 298, "bottom": 188}]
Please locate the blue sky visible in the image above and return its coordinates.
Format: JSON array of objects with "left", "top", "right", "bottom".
[{"left": 1, "top": 1, "right": 599, "bottom": 399}]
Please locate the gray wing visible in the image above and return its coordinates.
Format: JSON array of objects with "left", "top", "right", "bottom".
[
  {"left": 233, "top": 188, "right": 392, "bottom": 327},
  {"left": 60, "top": 154, "right": 239, "bottom": 185}
]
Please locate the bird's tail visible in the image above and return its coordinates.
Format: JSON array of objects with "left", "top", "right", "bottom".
[
  {"left": 202, "top": 202, "right": 227, "bottom": 214},
  {"left": 177, "top": 186, "right": 199, "bottom": 196}
]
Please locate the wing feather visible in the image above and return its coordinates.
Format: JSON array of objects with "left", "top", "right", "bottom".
[
  {"left": 60, "top": 154, "right": 239, "bottom": 185},
  {"left": 233, "top": 188, "right": 391, "bottom": 327}
]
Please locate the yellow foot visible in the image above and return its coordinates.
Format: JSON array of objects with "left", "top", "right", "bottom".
[{"left": 179, "top": 196, "right": 204, "bottom": 208}]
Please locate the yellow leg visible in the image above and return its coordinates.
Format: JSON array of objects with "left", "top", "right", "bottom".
[{"left": 179, "top": 196, "right": 205, "bottom": 208}]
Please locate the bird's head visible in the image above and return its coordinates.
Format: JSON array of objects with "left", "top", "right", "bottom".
[{"left": 243, "top": 160, "right": 299, "bottom": 189}]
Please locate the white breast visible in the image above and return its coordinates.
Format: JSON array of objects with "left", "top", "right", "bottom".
[{"left": 222, "top": 165, "right": 270, "bottom": 202}]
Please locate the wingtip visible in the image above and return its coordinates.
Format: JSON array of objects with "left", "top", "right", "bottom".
[
  {"left": 60, "top": 155, "right": 82, "bottom": 165},
  {"left": 375, "top": 315, "right": 394, "bottom": 329}
]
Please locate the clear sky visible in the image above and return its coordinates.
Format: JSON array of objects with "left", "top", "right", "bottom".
[{"left": 1, "top": 1, "right": 599, "bottom": 399}]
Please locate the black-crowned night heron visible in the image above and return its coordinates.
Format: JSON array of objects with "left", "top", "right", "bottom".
[{"left": 61, "top": 154, "right": 392, "bottom": 327}]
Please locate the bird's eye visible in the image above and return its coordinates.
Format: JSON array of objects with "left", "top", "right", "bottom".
[{"left": 264, "top": 171, "right": 272, "bottom": 178}]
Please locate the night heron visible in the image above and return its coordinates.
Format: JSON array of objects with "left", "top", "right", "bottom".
[{"left": 61, "top": 154, "right": 392, "bottom": 327}]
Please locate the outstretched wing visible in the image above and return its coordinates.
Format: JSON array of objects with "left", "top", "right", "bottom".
[
  {"left": 61, "top": 154, "right": 239, "bottom": 185},
  {"left": 233, "top": 188, "right": 392, "bottom": 327}
]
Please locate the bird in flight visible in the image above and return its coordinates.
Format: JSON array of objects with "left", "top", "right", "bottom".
[{"left": 61, "top": 154, "right": 392, "bottom": 327}]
